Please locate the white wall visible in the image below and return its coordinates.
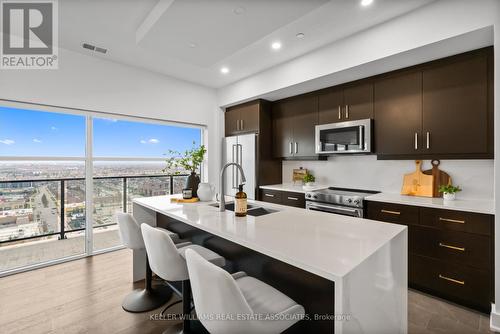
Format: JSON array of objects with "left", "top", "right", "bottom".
[
  {"left": 283, "top": 158, "right": 494, "bottom": 200},
  {"left": 217, "top": 0, "right": 498, "bottom": 106},
  {"left": 0, "top": 47, "right": 222, "bottom": 186}
]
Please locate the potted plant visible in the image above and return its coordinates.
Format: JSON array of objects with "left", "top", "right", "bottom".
[
  {"left": 438, "top": 184, "right": 462, "bottom": 201},
  {"left": 303, "top": 172, "right": 316, "bottom": 187},
  {"left": 164, "top": 142, "right": 206, "bottom": 197}
]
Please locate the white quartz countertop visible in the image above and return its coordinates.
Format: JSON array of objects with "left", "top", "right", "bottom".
[
  {"left": 133, "top": 195, "right": 406, "bottom": 281},
  {"left": 259, "top": 183, "right": 327, "bottom": 193},
  {"left": 366, "top": 193, "right": 495, "bottom": 215}
]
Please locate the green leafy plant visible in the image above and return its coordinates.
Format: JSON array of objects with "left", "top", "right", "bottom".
[
  {"left": 438, "top": 184, "right": 462, "bottom": 194},
  {"left": 303, "top": 172, "right": 315, "bottom": 183},
  {"left": 163, "top": 142, "right": 206, "bottom": 175}
]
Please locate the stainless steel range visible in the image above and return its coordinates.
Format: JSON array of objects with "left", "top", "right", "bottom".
[{"left": 305, "top": 187, "right": 379, "bottom": 217}]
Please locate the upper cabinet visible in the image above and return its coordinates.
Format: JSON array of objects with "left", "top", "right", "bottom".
[
  {"left": 318, "top": 82, "right": 373, "bottom": 124},
  {"left": 374, "top": 71, "right": 423, "bottom": 156},
  {"left": 272, "top": 95, "right": 318, "bottom": 158},
  {"left": 422, "top": 54, "right": 490, "bottom": 155},
  {"left": 225, "top": 101, "right": 261, "bottom": 136},
  {"left": 374, "top": 47, "right": 493, "bottom": 159}
]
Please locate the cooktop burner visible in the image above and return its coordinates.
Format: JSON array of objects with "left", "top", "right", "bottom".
[{"left": 305, "top": 187, "right": 379, "bottom": 208}]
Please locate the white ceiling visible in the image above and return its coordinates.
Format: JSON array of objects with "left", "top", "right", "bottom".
[{"left": 59, "top": 0, "right": 436, "bottom": 88}]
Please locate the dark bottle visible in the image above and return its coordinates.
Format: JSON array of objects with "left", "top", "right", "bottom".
[{"left": 234, "top": 184, "right": 247, "bottom": 217}]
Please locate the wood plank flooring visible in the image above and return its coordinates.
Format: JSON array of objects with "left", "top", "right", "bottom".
[{"left": 0, "top": 249, "right": 495, "bottom": 334}]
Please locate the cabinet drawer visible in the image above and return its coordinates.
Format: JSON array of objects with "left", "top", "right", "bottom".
[
  {"left": 282, "top": 192, "right": 305, "bottom": 208},
  {"left": 366, "top": 201, "right": 419, "bottom": 225},
  {"left": 420, "top": 208, "right": 493, "bottom": 236},
  {"left": 410, "top": 254, "right": 491, "bottom": 312},
  {"left": 411, "top": 226, "right": 491, "bottom": 270},
  {"left": 259, "top": 189, "right": 282, "bottom": 204}
]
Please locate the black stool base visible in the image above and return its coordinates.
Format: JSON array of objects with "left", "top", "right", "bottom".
[{"left": 122, "top": 284, "right": 173, "bottom": 313}]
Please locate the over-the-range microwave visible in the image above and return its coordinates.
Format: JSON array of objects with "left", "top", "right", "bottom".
[{"left": 315, "top": 119, "right": 373, "bottom": 154}]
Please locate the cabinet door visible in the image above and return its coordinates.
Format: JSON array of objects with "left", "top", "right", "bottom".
[
  {"left": 272, "top": 101, "right": 294, "bottom": 158},
  {"left": 291, "top": 95, "right": 318, "bottom": 157},
  {"left": 318, "top": 88, "right": 343, "bottom": 124},
  {"left": 224, "top": 109, "right": 240, "bottom": 136},
  {"left": 343, "top": 82, "right": 374, "bottom": 121},
  {"left": 422, "top": 55, "right": 488, "bottom": 154},
  {"left": 238, "top": 102, "right": 260, "bottom": 133},
  {"left": 374, "top": 71, "right": 423, "bottom": 155}
]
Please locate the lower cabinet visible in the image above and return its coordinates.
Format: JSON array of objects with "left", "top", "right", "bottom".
[
  {"left": 260, "top": 188, "right": 306, "bottom": 209},
  {"left": 366, "top": 201, "right": 494, "bottom": 312}
]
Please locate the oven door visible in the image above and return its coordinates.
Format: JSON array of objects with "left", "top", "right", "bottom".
[
  {"left": 315, "top": 119, "right": 372, "bottom": 154},
  {"left": 306, "top": 201, "right": 363, "bottom": 218}
]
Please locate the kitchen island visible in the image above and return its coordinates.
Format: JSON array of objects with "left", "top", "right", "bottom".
[{"left": 133, "top": 195, "right": 407, "bottom": 334}]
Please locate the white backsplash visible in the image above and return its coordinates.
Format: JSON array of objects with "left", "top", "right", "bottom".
[{"left": 282, "top": 156, "right": 494, "bottom": 200}]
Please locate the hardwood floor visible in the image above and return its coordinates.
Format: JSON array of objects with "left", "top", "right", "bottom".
[{"left": 0, "top": 249, "right": 494, "bottom": 334}]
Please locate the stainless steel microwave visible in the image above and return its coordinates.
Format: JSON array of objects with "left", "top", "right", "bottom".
[{"left": 315, "top": 119, "right": 372, "bottom": 154}]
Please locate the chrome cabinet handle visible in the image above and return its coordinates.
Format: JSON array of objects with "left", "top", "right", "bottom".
[
  {"left": 438, "top": 274, "right": 465, "bottom": 285},
  {"left": 381, "top": 209, "right": 401, "bottom": 215},
  {"left": 240, "top": 119, "right": 244, "bottom": 130},
  {"left": 289, "top": 142, "right": 293, "bottom": 154},
  {"left": 414, "top": 132, "right": 418, "bottom": 150},
  {"left": 287, "top": 197, "right": 299, "bottom": 201},
  {"left": 439, "top": 242, "right": 465, "bottom": 252},
  {"left": 345, "top": 105, "right": 349, "bottom": 119},
  {"left": 439, "top": 217, "right": 465, "bottom": 224},
  {"left": 294, "top": 142, "right": 298, "bottom": 154},
  {"left": 236, "top": 120, "right": 239, "bottom": 131},
  {"left": 264, "top": 193, "right": 275, "bottom": 198},
  {"left": 338, "top": 106, "right": 342, "bottom": 120},
  {"left": 426, "top": 131, "right": 430, "bottom": 149}
]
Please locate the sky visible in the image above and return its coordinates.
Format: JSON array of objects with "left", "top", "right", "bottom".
[{"left": 0, "top": 106, "right": 201, "bottom": 157}]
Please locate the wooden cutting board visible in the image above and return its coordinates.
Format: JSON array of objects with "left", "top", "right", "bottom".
[
  {"left": 401, "top": 160, "right": 434, "bottom": 197},
  {"left": 423, "top": 159, "right": 452, "bottom": 198},
  {"left": 170, "top": 197, "right": 199, "bottom": 203}
]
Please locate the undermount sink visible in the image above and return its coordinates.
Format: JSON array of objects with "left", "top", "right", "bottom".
[{"left": 210, "top": 202, "right": 278, "bottom": 217}]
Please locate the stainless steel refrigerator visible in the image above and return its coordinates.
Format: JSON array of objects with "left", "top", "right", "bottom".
[{"left": 223, "top": 133, "right": 256, "bottom": 199}]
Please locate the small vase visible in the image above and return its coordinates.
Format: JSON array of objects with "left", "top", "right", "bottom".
[
  {"left": 443, "top": 192, "right": 456, "bottom": 201},
  {"left": 185, "top": 172, "right": 200, "bottom": 197}
]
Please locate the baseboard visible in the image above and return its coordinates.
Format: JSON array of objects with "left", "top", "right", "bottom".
[{"left": 490, "top": 303, "right": 500, "bottom": 332}]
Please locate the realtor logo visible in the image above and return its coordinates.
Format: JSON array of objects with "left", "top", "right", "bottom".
[{"left": 1, "top": 0, "right": 58, "bottom": 69}]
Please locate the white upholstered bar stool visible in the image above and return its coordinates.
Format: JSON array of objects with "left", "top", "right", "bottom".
[
  {"left": 116, "top": 212, "right": 180, "bottom": 313},
  {"left": 185, "top": 248, "right": 305, "bottom": 334},
  {"left": 141, "top": 223, "right": 226, "bottom": 333}
]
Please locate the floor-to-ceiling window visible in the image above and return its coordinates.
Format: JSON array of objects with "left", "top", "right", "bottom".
[{"left": 0, "top": 102, "right": 203, "bottom": 274}]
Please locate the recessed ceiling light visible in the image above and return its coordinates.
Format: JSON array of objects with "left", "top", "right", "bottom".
[
  {"left": 296, "top": 33, "right": 305, "bottom": 39},
  {"left": 361, "top": 0, "right": 373, "bottom": 7},
  {"left": 233, "top": 7, "right": 245, "bottom": 15},
  {"left": 271, "top": 41, "right": 282, "bottom": 50},
  {"left": 220, "top": 67, "right": 230, "bottom": 74},
  {"left": 189, "top": 42, "right": 197, "bottom": 48}
]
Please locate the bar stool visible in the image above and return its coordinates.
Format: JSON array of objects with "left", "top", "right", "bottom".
[
  {"left": 185, "top": 248, "right": 305, "bottom": 334},
  {"left": 141, "top": 223, "right": 226, "bottom": 333},
  {"left": 116, "top": 212, "right": 179, "bottom": 313}
]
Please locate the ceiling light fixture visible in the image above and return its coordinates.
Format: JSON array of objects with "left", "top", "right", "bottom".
[
  {"left": 233, "top": 7, "right": 245, "bottom": 15},
  {"left": 220, "top": 67, "right": 230, "bottom": 74},
  {"left": 271, "top": 41, "right": 282, "bottom": 50},
  {"left": 361, "top": 0, "right": 373, "bottom": 7},
  {"left": 296, "top": 33, "right": 305, "bottom": 39},
  {"left": 189, "top": 43, "right": 197, "bottom": 48}
]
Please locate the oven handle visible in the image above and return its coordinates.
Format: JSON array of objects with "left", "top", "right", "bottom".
[{"left": 306, "top": 202, "right": 362, "bottom": 217}]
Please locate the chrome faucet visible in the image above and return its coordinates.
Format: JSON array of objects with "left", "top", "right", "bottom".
[{"left": 219, "top": 162, "right": 246, "bottom": 212}]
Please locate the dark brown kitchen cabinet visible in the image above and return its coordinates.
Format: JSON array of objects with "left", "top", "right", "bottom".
[
  {"left": 422, "top": 54, "right": 489, "bottom": 155},
  {"left": 272, "top": 95, "right": 318, "bottom": 158},
  {"left": 374, "top": 47, "right": 493, "bottom": 159},
  {"left": 374, "top": 71, "right": 423, "bottom": 156},
  {"left": 225, "top": 100, "right": 261, "bottom": 136},
  {"left": 366, "top": 200, "right": 494, "bottom": 312},
  {"left": 259, "top": 189, "right": 305, "bottom": 208},
  {"left": 318, "top": 82, "right": 373, "bottom": 124}
]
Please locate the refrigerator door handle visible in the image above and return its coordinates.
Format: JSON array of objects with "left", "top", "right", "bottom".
[
  {"left": 236, "top": 144, "right": 243, "bottom": 187},
  {"left": 232, "top": 144, "right": 237, "bottom": 189}
]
